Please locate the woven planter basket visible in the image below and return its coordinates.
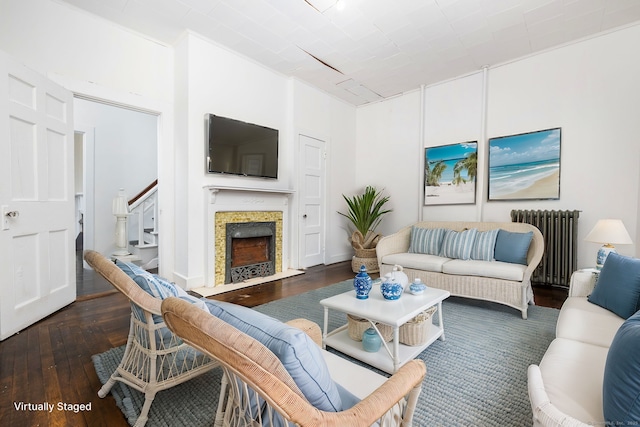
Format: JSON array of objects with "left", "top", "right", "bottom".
[
  {"left": 354, "top": 247, "right": 377, "bottom": 258},
  {"left": 399, "top": 305, "right": 437, "bottom": 346},
  {"left": 347, "top": 314, "right": 393, "bottom": 342},
  {"left": 351, "top": 255, "right": 379, "bottom": 273}
]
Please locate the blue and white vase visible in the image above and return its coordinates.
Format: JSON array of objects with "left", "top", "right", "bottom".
[
  {"left": 409, "top": 278, "right": 427, "bottom": 295},
  {"left": 353, "top": 265, "right": 373, "bottom": 299},
  {"left": 362, "top": 328, "right": 381, "bottom": 352},
  {"left": 381, "top": 278, "right": 403, "bottom": 300}
]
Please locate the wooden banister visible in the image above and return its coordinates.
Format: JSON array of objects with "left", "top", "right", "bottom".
[{"left": 128, "top": 180, "right": 158, "bottom": 206}]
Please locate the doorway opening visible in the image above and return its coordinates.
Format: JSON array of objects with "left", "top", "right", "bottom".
[{"left": 74, "top": 98, "right": 159, "bottom": 297}]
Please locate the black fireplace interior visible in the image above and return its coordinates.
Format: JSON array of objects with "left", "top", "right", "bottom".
[{"left": 225, "top": 221, "right": 276, "bottom": 283}]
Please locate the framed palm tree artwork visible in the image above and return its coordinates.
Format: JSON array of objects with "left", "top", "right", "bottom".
[{"left": 424, "top": 141, "right": 477, "bottom": 205}]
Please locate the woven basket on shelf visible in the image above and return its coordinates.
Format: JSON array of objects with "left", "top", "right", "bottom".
[
  {"left": 347, "top": 314, "right": 393, "bottom": 342},
  {"left": 399, "top": 305, "right": 437, "bottom": 346}
]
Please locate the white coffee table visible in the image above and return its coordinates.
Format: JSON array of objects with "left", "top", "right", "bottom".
[{"left": 320, "top": 283, "right": 450, "bottom": 374}]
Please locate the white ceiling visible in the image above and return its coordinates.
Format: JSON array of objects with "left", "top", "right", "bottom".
[{"left": 55, "top": 0, "right": 640, "bottom": 105}]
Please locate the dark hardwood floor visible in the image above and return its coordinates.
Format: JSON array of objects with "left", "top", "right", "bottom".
[{"left": 0, "top": 260, "right": 567, "bottom": 427}]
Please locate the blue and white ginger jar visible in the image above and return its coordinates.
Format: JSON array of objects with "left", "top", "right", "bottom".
[
  {"left": 409, "top": 278, "right": 427, "bottom": 295},
  {"left": 353, "top": 265, "right": 373, "bottom": 299},
  {"left": 381, "top": 276, "right": 404, "bottom": 300}
]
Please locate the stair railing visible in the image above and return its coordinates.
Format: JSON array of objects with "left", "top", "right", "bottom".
[{"left": 128, "top": 180, "right": 158, "bottom": 248}]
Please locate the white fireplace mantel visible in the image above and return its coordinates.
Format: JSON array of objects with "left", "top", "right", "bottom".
[{"left": 204, "top": 185, "right": 295, "bottom": 204}]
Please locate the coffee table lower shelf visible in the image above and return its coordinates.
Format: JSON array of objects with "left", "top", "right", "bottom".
[{"left": 323, "top": 323, "right": 443, "bottom": 374}]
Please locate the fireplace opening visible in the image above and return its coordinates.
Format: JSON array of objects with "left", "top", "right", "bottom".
[{"left": 225, "top": 221, "right": 276, "bottom": 283}]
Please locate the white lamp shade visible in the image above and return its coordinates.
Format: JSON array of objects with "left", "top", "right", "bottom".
[
  {"left": 112, "top": 189, "right": 130, "bottom": 215},
  {"left": 584, "top": 219, "right": 632, "bottom": 245}
]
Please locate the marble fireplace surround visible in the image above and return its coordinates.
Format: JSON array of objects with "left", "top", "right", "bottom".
[{"left": 201, "top": 185, "right": 301, "bottom": 294}]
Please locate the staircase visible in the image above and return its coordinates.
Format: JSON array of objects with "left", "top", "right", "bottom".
[{"left": 127, "top": 180, "right": 159, "bottom": 269}]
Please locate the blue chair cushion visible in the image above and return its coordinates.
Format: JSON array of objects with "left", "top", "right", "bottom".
[
  {"left": 470, "top": 229, "right": 499, "bottom": 261},
  {"left": 603, "top": 309, "right": 640, "bottom": 423},
  {"left": 116, "top": 260, "right": 208, "bottom": 323},
  {"left": 440, "top": 228, "right": 478, "bottom": 260},
  {"left": 588, "top": 253, "right": 640, "bottom": 319},
  {"left": 204, "top": 300, "right": 343, "bottom": 413},
  {"left": 494, "top": 230, "right": 533, "bottom": 265},
  {"left": 408, "top": 227, "right": 446, "bottom": 255}
]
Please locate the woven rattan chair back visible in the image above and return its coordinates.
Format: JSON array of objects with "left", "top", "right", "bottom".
[
  {"left": 161, "top": 296, "right": 426, "bottom": 427},
  {"left": 85, "top": 250, "right": 218, "bottom": 427}
]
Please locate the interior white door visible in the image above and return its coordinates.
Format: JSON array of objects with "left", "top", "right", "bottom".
[
  {"left": 0, "top": 51, "right": 76, "bottom": 340},
  {"left": 299, "top": 134, "right": 326, "bottom": 269}
]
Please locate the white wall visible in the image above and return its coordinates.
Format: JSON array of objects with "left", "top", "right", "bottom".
[
  {"left": 172, "top": 33, "right": 289, "bottom": 288},
  {"left": 355, "top": 91, "right": 423, "bottom": 236},
  {"left": 291, "top": 78, "right": 357, "bottom": 265},
  {"left": 6, "top": 0, "right": 639, "bottom": 284},
  {"left": 0, "top": 1, "right": 357, "bottom": 289},
  {"left": 0, "top": 0, "right": 172, "bottom": 105},
  {"left": 355, "top": 24, "right": 640, "bottom": 269},
  {"left": 172, "top": 33, "right": 357, "bottom": 288},
  {"left": 423, "top": 71, "right": 486, "bottom": 222},
  {"left": 74, "top": 98, "right": 158, "bottom": 256},
  {"left": 485, "top": 26, "right": 640, "bottom": 267},
  {"left": 0, "top": 0, "right": 176, "bottom": 276}
]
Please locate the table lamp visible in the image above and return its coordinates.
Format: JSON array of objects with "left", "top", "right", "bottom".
[{"left": 584, "top": 219, "right": 632, "bottom": 269}]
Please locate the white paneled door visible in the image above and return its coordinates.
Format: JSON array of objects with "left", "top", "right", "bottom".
[
  {"left": 299, "top": 134, "right": 326, "bottom": 269},
  {"left": 0, "top": 51, "right": 76, "bottom": 340}
]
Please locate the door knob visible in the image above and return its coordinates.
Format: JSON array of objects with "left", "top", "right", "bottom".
[{"left": 1, "top": 205, "right": 18, "bottom": 230}]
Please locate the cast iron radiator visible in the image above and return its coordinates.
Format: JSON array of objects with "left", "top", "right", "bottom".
[{"left": 511, "top": 209, "right": 580, "bottom": 288}]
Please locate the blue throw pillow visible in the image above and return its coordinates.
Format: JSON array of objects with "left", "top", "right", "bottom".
[
  {"left": 470, "top": 229, "right": 499, "bottom": 261},
  {"left": 493, "top": 230, "right": 533, "bottom": 265},
  {"left": 440, "top": 228, "right": 478, "bottom": 260},
  {"left": 408, "top": 227, "right": 446, "bottom": 255},
  {"left": 588, "top": 253, "right": 640, "bottom": 319},
  {"left": 603, "top": 309, "right": 640, "bottom": 423},
  {"left": 204, "top": 300, "right": 343, "bottom": 413},
  {"left": 116, "top": 260, "right": 208, "bottom": 323}
]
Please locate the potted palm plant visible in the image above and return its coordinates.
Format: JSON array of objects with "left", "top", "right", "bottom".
[{"left": 338, "top": 186, "right": 392, "bottom": 273}]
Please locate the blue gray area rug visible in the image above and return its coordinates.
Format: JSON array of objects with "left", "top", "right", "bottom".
[
  {"left": 93, "top": 280, "right": 559, "bottom": 426},
  {"left": 92, "top": 348, "right": 223, "bottom": 426}
]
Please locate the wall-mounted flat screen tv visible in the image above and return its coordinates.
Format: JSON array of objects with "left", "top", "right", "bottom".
[{"left": 206, "top": 114, "right": 278, "bottom": 179}]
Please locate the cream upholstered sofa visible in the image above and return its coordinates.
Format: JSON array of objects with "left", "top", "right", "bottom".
[
  {"left": 527, "top": 251, "right": 640, "bottom": 426},
  {"left": 376, "top": 221, "right": 543, "bottom": 319},
  {"left": 527, "top": 270, "right": 622, "bottom": 426}
]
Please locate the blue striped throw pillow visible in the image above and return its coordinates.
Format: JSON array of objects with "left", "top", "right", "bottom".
[
  {"left": 116, "top": 260, "right": 208, "bottom": 323},
  {"left": 470, "top": 229, "right": 499, "bottom": 261},
  {"left": 440, "top": 228, "right": 478, "bottom": 260},
  {"left": 408, "top": 227, "right": 446, "bottom": 255}
]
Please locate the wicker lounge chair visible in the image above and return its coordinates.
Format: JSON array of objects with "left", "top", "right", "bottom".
[
  {"left": 161, "top": 296, "right": 427, "bottom": 427},
  {"left": 84, "top": 250, "right": 219, "bottom": 427}
]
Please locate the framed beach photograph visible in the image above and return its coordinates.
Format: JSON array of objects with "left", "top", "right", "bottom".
[
  {"left": 424, "top": 141, "right": 477, "bottom": 205},
  {"left": 488, "top": 128, "right": 561, "bottom": 201}
]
